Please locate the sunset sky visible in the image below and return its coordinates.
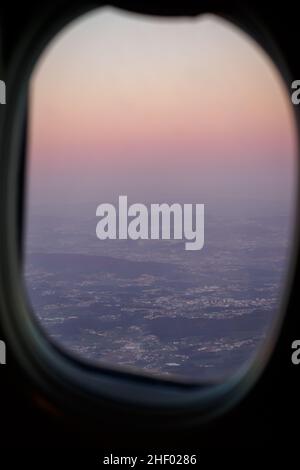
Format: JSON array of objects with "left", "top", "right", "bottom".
[{"left": 26, "top": 7, "right": 297, "bottom": 216}]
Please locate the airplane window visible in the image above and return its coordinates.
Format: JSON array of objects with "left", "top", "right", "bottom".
[{"left": 23, "top": 7, "right": 297, "bottom": 383}]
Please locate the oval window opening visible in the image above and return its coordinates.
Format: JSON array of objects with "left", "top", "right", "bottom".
[{"left": 23, "top": 8, "right": 297, "bottom": 383}]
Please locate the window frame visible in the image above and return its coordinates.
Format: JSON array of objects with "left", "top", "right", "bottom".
[{"left": 0, "top": 0, "right": 298, "bottom": 428}]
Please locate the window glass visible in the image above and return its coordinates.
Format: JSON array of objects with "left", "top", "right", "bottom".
[{"left": 24, "top": 8, "right": 297, "bottom": 382}]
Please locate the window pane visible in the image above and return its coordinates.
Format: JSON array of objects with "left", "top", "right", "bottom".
[{"left": 23, "top": 8, "right": 297, "bottom": 382}]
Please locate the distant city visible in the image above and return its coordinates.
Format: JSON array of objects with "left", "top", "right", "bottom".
[
  {"left": 23, "top": 209, "right": 290, "bottom": 382},
  {"left": 24, "top": 9, "right": 295, "bottom": 383}
]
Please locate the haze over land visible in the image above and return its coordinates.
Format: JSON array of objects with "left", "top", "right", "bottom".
[{"left": 24, "top": 9, "right": 296, "bottom": 381}]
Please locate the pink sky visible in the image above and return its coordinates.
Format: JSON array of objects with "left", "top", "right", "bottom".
[{"left": 26, "top": 8, "right": 297, "bottom": 213}]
